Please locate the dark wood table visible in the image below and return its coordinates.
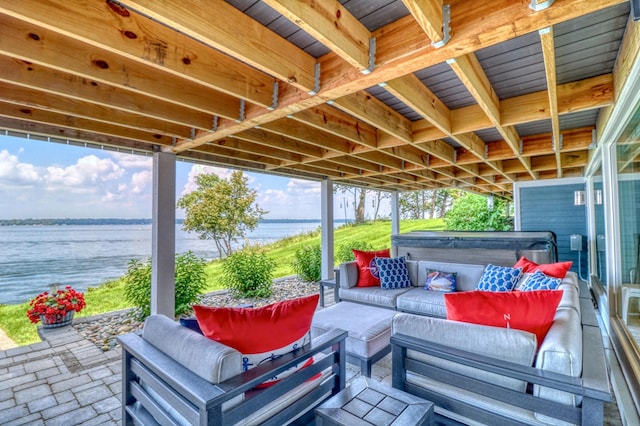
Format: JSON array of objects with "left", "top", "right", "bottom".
[{"left": 315, "top": 377, "right": 433, "bottom": 426}]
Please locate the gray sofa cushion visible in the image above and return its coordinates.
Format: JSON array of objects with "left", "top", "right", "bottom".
[
  {"left": 339, "top": 286, "right": 412, "bottom": 309},
  {"left": 416, "top": 261, "right": 486, "bottom": 291},
  {"left": 393, "top": 313, "right": 537, "bottom": 392},
  {"left": 142, "top": 314, "right": 242, "bottom": 384},
  {"left": 311, "top": 302, "right": 395, "bottom": 359},
  {"left": 534, "top": 307, "right": 583, "bottom": 421},
  {"left": 396, "top": 288, "right": 447, "bottom": 318}
]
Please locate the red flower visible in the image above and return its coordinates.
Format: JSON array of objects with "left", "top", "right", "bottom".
[{"left": 26, "top": 286, "right": 86, "bottom": 324}]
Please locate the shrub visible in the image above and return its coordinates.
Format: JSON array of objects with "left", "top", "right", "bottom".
[
  {"left": 124, "top": 251, "right": 207, "bottom": 320},
  {"left": 335, "top": 240, "right": 374, "bottom": 263},
  {"left": 221, "top": 246, "right": 276, "bottom": 298},
  {"left": 292, "top": 244, "right": 322, "bottom": 282}
]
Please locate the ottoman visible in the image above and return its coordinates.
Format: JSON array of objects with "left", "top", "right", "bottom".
[{"left": 311, "top": 302, "right": 396, "bottom": 377}]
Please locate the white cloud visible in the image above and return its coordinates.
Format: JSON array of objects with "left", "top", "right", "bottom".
[
  {"left": 45, "top": 155, "right": 124, "bottom": 188},
  {"left": 131, "top": 170, "right": 152, "bottom": 193},
  {"left": 257, "top": 178, "right": 321, "bottom": 219},
  {"left": 109, "top": 152, "right": 152, "bottom": 169},
  {"left": 0, "top": 150, "right": 41, "bottom": 186},
  {"left": 181, "top": 164, "right": 234, "bottom": 195}
]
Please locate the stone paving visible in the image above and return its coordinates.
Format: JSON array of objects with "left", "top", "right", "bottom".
[{"left": 0, "top": 322, "right": 124, "bottom": 425}]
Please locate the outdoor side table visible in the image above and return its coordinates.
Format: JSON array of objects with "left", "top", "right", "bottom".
[
  {"left": 315, "top": 376, "right": 433, "bottom": 426},
  {"left": 319, "top": 268, "right": 340, "bottom": 307}
]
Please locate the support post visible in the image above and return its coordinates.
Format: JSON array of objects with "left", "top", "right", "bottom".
[
  {"left": 391, "top": 190, "right": 400, "bottom": 257},
  {"left": 151, "top": 150, "right": 176, "bottom": 317},
  {"left": 321, "top": 179, "right": 334, "bottom": 280}
]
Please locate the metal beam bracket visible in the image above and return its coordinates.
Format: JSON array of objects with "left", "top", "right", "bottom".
[
  {"left": 530, "top": 0, "right": 555, "bottom": 11},
  {"left": 553, "top": 134, "right": 563, "bottom": 151},
  {"left": 212, "top": 116, "right": 218, "bottom": 132},
  {"left": 236, "top": 99, "right": 245, "bottom": 123},
  {"left": 362, "top": 38, "right": 377, "bottom": 74},
  {"left": 190, "top": 127, "right": 196, "bottom": 140},
  {"left": 484, "top": 145, "right": 489, "bottom": 159},
  {"left": 590, "top": 129, "right": 597, "bottom": 149},
  {"left": 519, "top": 139, "right": 523, "bottom": 155},
  {"left": 453, "top": 149, "right": 457, "bottom": 163},
  {"left": 432, "top": 4, "right": 451, "bottom": 48},
  {"left": 308, "top": 63, "right": 321, "bottom": 95},
  {"left": 425, "top": 154, "right": 430, "bottom": 167},
  {"left": 268, "top": 81, "right": 279, "bottom": 111}
]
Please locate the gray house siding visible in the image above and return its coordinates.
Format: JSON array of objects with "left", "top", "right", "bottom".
[{"left": 519, "top": 183, "right": 588, "bottom": 279}]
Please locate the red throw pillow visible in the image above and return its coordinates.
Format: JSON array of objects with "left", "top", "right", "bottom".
[
  {"left": 353, "top": 248, "right": 390, "bottom": 287},
  {"left": 193, "top": 294, "right": 319, "bottom": 387},
  {"left": 444, "top": 290, "right": 562, "bottom": 347},
  {"left": 513, "top": 256, "right": 572, "bottom": 279}
]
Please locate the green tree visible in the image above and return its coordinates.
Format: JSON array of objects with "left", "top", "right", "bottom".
[
  {"left": 444, "top": 193, "right": 513, "bottom": 231},
  {"left": 400, "top": 189, "right": 456, "bottom": 219},
  {"left": 177, "top": 171, "right": 267, "bottom": 258}
]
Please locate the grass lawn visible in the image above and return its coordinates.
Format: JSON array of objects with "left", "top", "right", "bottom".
[{"left": 0, "top": 218, "right": 444, "bottom": 346}]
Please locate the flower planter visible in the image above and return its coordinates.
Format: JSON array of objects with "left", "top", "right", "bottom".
[{"left": 40, "top": 311, "right": 75, "bottom": 329}]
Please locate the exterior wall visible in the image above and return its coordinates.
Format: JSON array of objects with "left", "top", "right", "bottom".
[{"left": 518, "top": 182, "right": 588, "bottom": 278}]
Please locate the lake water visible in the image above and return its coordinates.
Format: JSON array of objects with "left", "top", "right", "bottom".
[{"left": 0, "top": 221, "right": 323, "bottom": 305}]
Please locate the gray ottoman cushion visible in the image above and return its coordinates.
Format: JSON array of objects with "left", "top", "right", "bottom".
[{"left": 311, "top": 302, "right": 395, "bottom": 359}]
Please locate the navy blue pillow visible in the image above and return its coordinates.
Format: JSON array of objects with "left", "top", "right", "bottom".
[{"left": 179, "top": 317, "right": 203, "bottom": 334}]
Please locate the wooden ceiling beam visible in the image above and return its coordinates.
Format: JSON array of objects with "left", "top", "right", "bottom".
[
  {"left": 0, "top": 14, "right": 243, "bottom": 121},
  {"left": 332, "top": 91, "right": 413, "bottom": 143},
  {"left": 0, "top": 55, "right": 216, "bottom": 131},
  {"left": 260, "top": 119, "right": 354, "bottom": 155},
  {"left": 178, "top": 0, "right": 622, "bottom": 151},
  {"left": 234, "top": 128, "right": 327, "bottom": 159},
  {"left": 263, "top": 0, "right": 371, "bottom": 72},
  {"left": 118, "top": 0, "right": 318, "bottom": 93},
  {"left": 448, "top": 53, "right": 535, "bottom": 178},
  {"left": 0, "top": 0, "right": 277, "bottom": 108},
  {"left": 401, "top": 0, "right": 445, "bottom": 45},
  {"left": 0, "top": 81, "right": 190, "bottom": 139},
  {"left": 540, "top": 26, "right": 563, "bottom": 176},
  {"left": 0, "top": 100, "right": 175, "bottom": 146},
  {"left": 291, "top": 104, "right": 378, "bottom": 148}
]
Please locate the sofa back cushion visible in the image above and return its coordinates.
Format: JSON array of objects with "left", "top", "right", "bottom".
[
  {"left": 142, "top": 314, "right": 242, "bottom": 384},
  {"left": 392, "top": 313, "right": 537, "bottom": 392},
  {"left": 417, "top": 261, "right": 486, "bottom": 291},
  {"left": 534, "top": 307, "right": 583, "bottom": 422}
]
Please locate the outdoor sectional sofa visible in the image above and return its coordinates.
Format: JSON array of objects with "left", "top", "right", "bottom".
[{"left": 338, "top": 258, "right": 611, "bottom": 425}]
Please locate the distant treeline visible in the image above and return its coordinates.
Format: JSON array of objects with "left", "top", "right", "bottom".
[{"left": 0, "top": 218, "right": 325, "bottom": 226}]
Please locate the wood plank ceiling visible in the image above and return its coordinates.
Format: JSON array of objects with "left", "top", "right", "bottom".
[{"left": 0, "top": 0, "right": 634, "bottom": 198}]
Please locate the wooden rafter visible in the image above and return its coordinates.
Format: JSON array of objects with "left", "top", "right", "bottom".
[
  {"left": 401, "top": 0, "right": 445, "bottom": 45},
  {"left": 447, "top": 53, "right": 535, "bottom": 178},
  {"left": 539, "top": 26, "right": 562, "bottom": 177},
  {"left": 263, "top": 0, "right": 371, "bottom": 72}
]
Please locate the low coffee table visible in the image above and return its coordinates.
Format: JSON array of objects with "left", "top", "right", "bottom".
[
  {"left": 311, "top": 302, "right": 396, "bottom": 376},
  {"left": 315, "top": 376, "right": 434, "bottom": 425}
]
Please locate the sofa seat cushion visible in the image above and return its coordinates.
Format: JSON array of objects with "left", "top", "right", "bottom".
[
  {"left": 311, "top": 302, "right": 395, "bottom": 359},
  {"left": 339, "top": 286, "right": 411, "bottom": 309},
  {"left": 396, "top": 288, "right": 447, "bottom": 318},
  {"left": 417, "top": 261, "right": 486, "bottom": 292}
]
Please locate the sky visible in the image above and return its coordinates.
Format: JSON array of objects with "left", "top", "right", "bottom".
[{"left": 0, "top": 134, "right": 388, "bottom": 220}]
